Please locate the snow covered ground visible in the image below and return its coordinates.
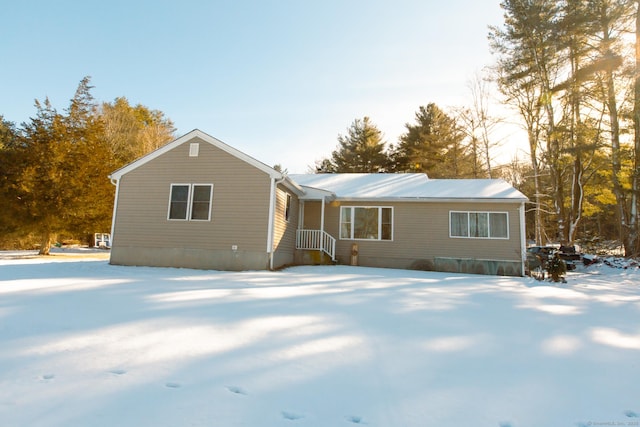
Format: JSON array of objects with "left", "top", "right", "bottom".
[{"left": 0, "top": 251, "right": 639, "bottom": 427}]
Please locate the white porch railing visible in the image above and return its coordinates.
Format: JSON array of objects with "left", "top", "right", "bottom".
[{"left": 296, "top": 229, "right": 336, "bottom": 261}]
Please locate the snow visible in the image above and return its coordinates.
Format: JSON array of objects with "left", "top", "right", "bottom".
[
  {"left": 289, "top": 173, "right": 527, "bottom": 201},
  {"left": 291, "top": 173, "right": 430, "bottom": 199},
  {"left": 1, "top": 251, "right": 639, "bottom": 426}
]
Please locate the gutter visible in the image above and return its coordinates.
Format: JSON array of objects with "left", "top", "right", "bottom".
[{"left": 328, "top": 197, "right": 528, "bottom": 203}]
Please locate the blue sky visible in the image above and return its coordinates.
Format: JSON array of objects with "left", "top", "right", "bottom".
[{"left": 2, "top": 0, "right": 509, "bottom": 173}]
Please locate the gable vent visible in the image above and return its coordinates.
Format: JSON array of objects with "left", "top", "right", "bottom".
[{"left": 189, "top": 143, "right": 200, "bottom": 157}]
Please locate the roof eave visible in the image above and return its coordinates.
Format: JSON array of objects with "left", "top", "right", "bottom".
[
  {"left": 280, "top": 176, "right": 306, "bottom": 197},
  {"left": 331, "top": 197, "right": 529, "bottom": 203}
]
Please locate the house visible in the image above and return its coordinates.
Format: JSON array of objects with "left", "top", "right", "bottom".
[{"left": 109, "top": 129, "right": 528, "bottom": 276}]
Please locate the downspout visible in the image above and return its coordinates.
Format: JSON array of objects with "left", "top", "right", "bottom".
[
  {"left": 320, "top": 196, "right": 326, "bottom": 253},
  {"left": 520, "top": 201, "right": 527, "bottom": 276},
  {"left": 267, "top": 175, "right": 286, "bottom": 270},
  {"left": 109, "top": 177, "right": 119, "bottom": 260}
]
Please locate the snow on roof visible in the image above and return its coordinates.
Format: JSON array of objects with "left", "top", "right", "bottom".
[{"left": 289, "top": 173, "right": 527, "bottom": 201}]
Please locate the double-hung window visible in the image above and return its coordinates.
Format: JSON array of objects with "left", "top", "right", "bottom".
[
  {"left": 450, "top": 211, "right": 508, "bottom": 239},
  {"left": 168, "top": 184, "right": 213, "bottom": 221},
  {"left": 340, "top": 206, "right": 393, "bottom": 241}
]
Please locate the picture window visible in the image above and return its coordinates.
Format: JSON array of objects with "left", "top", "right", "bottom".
[{"left": 340, "top": 206, "right": 393, "bottom": 241}]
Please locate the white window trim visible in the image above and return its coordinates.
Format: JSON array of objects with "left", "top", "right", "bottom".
[
  {"left": 339, "top": 206, "right": 394, "bottom": 241},
  {"left": 190, "top": 183, "right": 214, "bottom": 221},
  {"left": 167, "top": 183, "right": 190, "bottom": 221},
  {"left": 449, "top": 210, "right": 509, "bottom": 240},
  {"left": 167, "top": 183, "right": 213, "bottom": 222}
]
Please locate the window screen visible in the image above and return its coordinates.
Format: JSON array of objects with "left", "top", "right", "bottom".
[{"left": 169, "top": 185, "right": 190, "bottom": 220}]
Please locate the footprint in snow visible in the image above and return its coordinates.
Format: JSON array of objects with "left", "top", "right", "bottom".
[
  {"left": 281, "top": 411, "right": 304, "bottom": 421},
  {"left": 109, "top": 369, "right": 126, "bottom": 375},
  {"left": 165, "top": 382, "right": 181, "bottom": 389},
  {"left": 347, "top": 415, "right": 364, "bottom": 424},
  {"left": 226, "top": 386, "right": 247, "bottom": 395},
  {"left": 41, "top": 374, "right": 55, "bottom": 381},
  {"left": 626, "top": 410, "right": 639, "bottom": 418}
]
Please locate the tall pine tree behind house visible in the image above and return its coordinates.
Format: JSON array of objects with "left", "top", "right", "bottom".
[
  {"left": 325, "top": 117, "right": 389, "bottom": 173},
  {"left": 390, "top": 103, "right": 475, "bottom": 178}
]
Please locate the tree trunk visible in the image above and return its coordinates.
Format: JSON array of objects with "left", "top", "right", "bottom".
[
  {"left": 528, "top": 130, "right": 545, "bottom": 246},
  {"left": 38, "top": 231, "right": 52, "bottom": 256},
  {"left": 568, "top": 154, "right": 584, "bottom": 244},
  {"left": 533, "top": 160, "right": 545, "bottom": 246},
  {"left": 545, "top": 103, "right": 564, "bottom": 243},
  {"left": 607, "top": 66, "right": 632, "bottom": 253},
  {"left": 597, "top": 0, "right": 633, "bottom": 255},
  {"left": 631, "top": 1, "right": 640, "bottom": 255},
  {"left": 568, "top": 38, "right": 584, "bottom": 245}
]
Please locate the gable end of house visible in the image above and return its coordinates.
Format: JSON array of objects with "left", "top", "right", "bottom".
[{"left": 109, "top": 129, "right": 285, "bottom": 182}]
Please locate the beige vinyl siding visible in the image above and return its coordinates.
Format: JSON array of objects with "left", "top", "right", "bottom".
[
  {"left": 318, "top": 201, "right": 523, "bottom": 269},
  {"left": 301, "top": 201, "right": 322, "bottom": 229},
  {"left": 272, "top": 186, "right": 298, "bottom": 267},
  {"left": 113, "top": 137, "right": 271, "bottom": 254}
]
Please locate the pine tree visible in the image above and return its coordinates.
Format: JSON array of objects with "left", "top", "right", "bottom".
[
  {"left": 592, "top": 0, "right": 636, "bottom": 255},
  {"left": 16, "top": 97, "right": 71, "bottom": 253},
  {"left": 489, "top": 0, "right": 566, "bottom": 240},
  {"left": 327, "top": 117, "right": 389, "bottom": 173},
  {"left": 0, "top": 117, "right": 19, "bottom": 242},
  {"left": 1, "top": 78, "right": 176, "bottom": 251},
  {"left": 547, "top": 252, "right": 567, "bottom": 282},
  {"left": 390, "top": 103, "right": 474, "bottom": 178},
  {"left": 490, "top": 0, "right": 640, "bottom": 250},
  {"left": 63, "top": 77, "right": 115, "bottom": 242},
  {"left": 0, "top": 116, "right": 16, "bottom": 148},
  {"left": 11, "top": 78, "right": 110, "bottom": 253}
]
